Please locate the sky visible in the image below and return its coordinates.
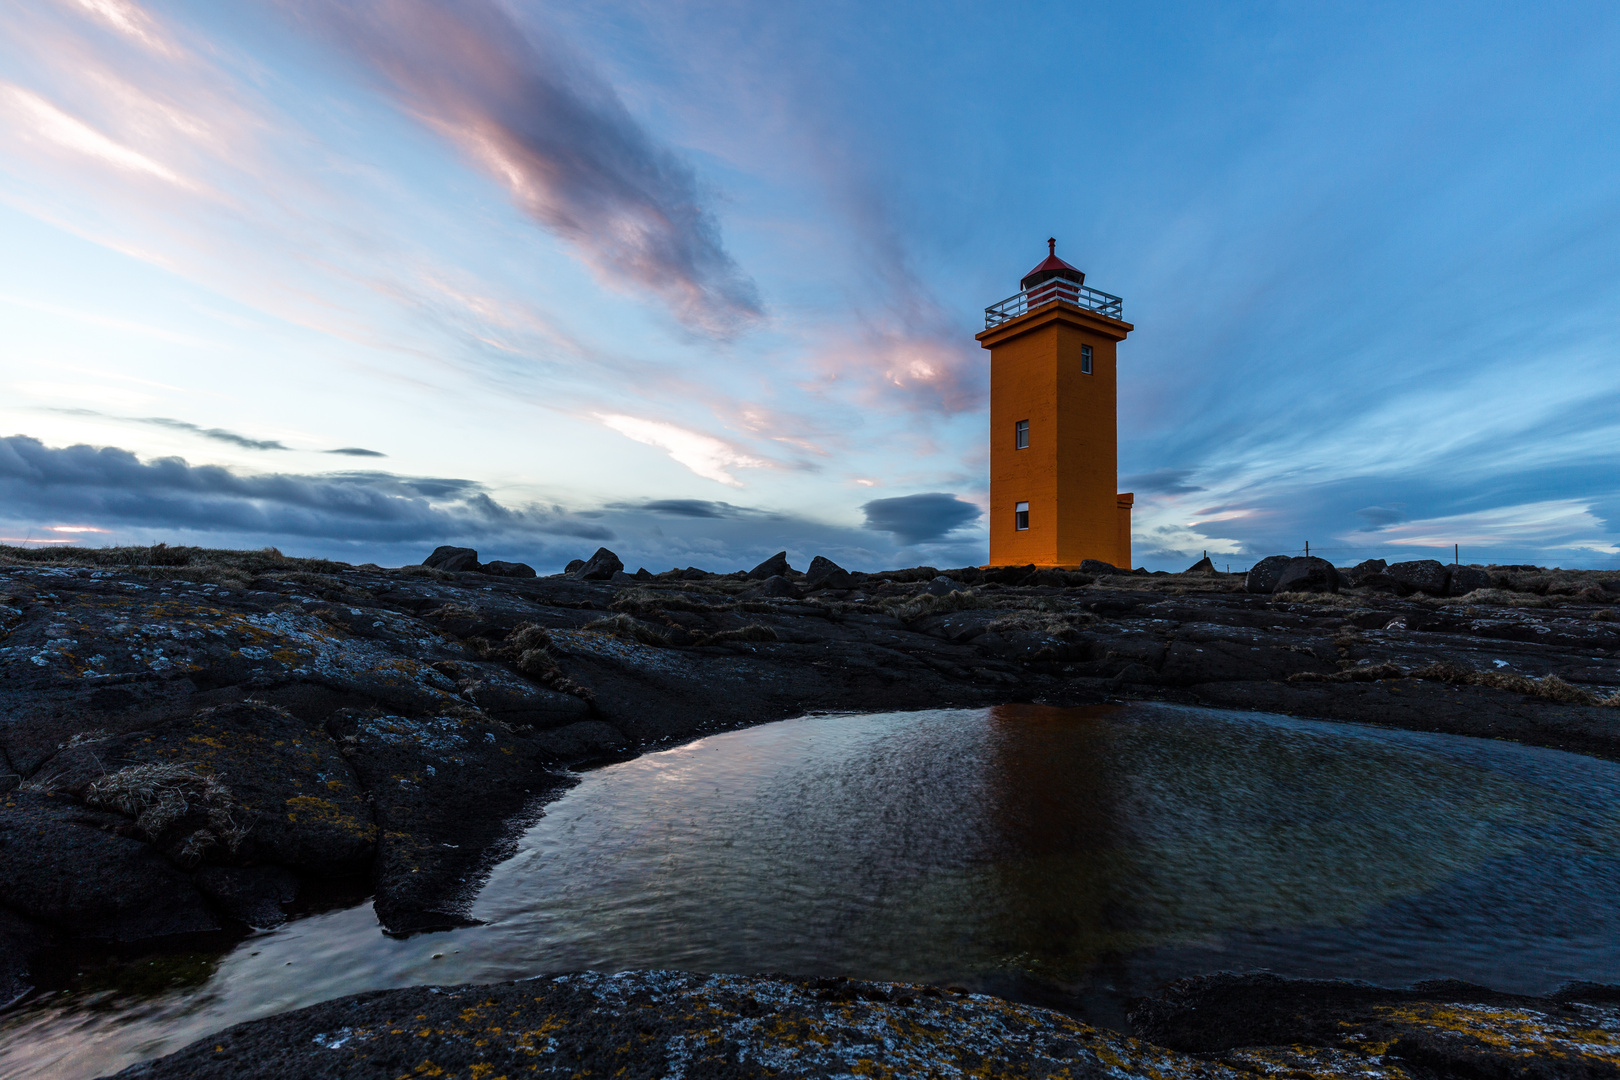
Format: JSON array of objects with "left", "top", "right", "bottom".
[{"left": 1, "top": 0, "right": 1618, "bottom": 573}]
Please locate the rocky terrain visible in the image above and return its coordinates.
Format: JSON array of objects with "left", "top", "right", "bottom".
[
  {"left": 2, "top": 541, "right": 1618, "bottom": 1075},
  {"left": 112, "top": 969, "right": 1620, "bottom": 1079}
]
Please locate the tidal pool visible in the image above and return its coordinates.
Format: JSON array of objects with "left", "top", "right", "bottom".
[{"left": 4, "top": 702, "right": 1619, "bottom": 1079}]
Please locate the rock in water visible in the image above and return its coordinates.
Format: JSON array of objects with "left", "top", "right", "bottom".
[
  {"left": 423, "top": 546, "right": 480, "bottom": 573},
  {"left": 1388, "top": 559, "right": 1450, "bottom": 596},
  {"left": 1244, "top": 555, "right": 1292, "bottom": 594},
  {"left": 482, "top": 560, "right": 535, "bottom": 578},
  {"left": 1274, "top": 556, "right": 1340, "bottom": 594},
  {"left": 573, "top": 547, "right": 623, "bottom": 581},
  {"left": 1184, "top": 556, "right": 1216, "bottom": 575},
  {"left": 1448, "top": 565, "right": 1491, "bottom": 596},
  {"left": 804, "top": 555, "right": 853, "bottom": 590},
  {"left": 748, "top": 551, "right": 792, "bottom": 579}
]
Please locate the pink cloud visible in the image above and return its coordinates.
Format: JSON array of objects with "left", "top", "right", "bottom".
[{"left": 285, "top": 0, "right": 761, "bottom": 337}]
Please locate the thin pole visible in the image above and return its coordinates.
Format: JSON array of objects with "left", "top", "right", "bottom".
[
  {"left": 1454, "top": 543, "right": 1459, "bottom": 565},
  {"left": 1305, "top": 541, "right": 1309, "bottom": 557}
]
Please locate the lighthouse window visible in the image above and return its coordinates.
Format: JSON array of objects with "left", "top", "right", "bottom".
[
  {"left": 1015, "top": 501, "right": 1030, "bottom": 531},
  {"left": 1081, "top": 344, "right": 1093, "bottom": 374},
  {"left": 1015, "top": 419, "right": 1029, "bottom": 449}
]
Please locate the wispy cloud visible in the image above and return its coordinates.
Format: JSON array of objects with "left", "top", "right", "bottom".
[
  {"left": 0, "top": 82, "right": 194, "bottom": 188},
  {"left": 285, "top": 0, "right": 761, "bottom": 336},
  {"left": 595, "top": 413, "right": 768, "bottom": 487}
]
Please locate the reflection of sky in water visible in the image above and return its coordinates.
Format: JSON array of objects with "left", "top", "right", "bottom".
[{"left": 5, "top": 703, "right": 1619, "bottom": 1080}]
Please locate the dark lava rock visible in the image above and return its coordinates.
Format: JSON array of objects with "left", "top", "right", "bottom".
[
  {"left": 0, "top": 907, "right": 49, "bottom": 1008},
  {"left": 756, "top": 574, "right": 796, "bottom": 598},
  {"left": 1357, "top": 572, "right": 1401, "bottom": 593},
  {"left": 1128, "top": 972, "right": 1620, "bottom": 1078},
  {"left": 572, "top": 547, "right": 623, "bottom": 581},
  {"left": 563, "top": 559, "right": 584, "bottom": 574},
  {"left": 481, "top": 560, "right": 535, "bottom": 578},
  {"left": 324, "top": 711, "right": 573, "bottom": 934},
  {"left": 46, "top": 700, "right": 377, "bottom": 874},
  {"left": 609, "top": 570, "right": 637, "bottom": 584},
  {"left": 804, "top": 555, "right": 853, "bottom": 590},
  {"left": 1184, "top": 556, "right": 1216, "bottom": 575},
  {"left": 1244, "top": 555, "right": 1292, "bottom": 594},
  {"left": 1601, "top": 579, "right": 1620, "bottom": 595},
  {"left": 1079, "top": 559, "right": 1124, "bottom": 575},
  {"left": 422, "top": 546, "right": 480, "bottom": 573},
  {"left": 1388, "top": 559, "right": 1451, "bottom": 596},
  {"left": 531, "top": 720, "right": 629, "bottom": 762},
  {"left": 1448, "top": 565, "right": 1492, "bottom": 596},
  {"left": 679, "top": 566, "right": 709, "bottom": 580},
  {"left": 748, "top": 551, "right": 793, "bottom": 579},
  {"left": 927, "top": 575, "right": 968, "bottom": 596},
  {"left": 193, "top": 864, "right": 299, "bottom": 929},
  {"left": 0, "top": 791, "right": 219, "bottom": 940},
  {"left": 1344, "top": 558, "right": 1387, "bottom": 585},
  {"left": 111, "top": 969, "right": 1209, "bottom": 1080},
  {"left": 1273, "top": 557, "right": 1340, "bottom": 594}
]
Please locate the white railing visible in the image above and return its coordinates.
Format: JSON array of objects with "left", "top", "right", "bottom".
[{"left": 985, "top": 278, "right": 1123, "bottom": 328}]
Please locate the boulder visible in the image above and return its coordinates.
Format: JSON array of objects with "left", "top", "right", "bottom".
[
  {"left": 423, "top": 546, "right": 481, "bottom": 573},
  {"left": 564, "top": 559, "right": 585, "bottom": 574},
  {"left": 1079, "top": 559, "right": 1124, "bottom": 575},
  {"left": 1184, "top": 556, "right": 1216, "bottom": 575},
  {"left": 1358, "top": 573, "right": 1401, "bottom": 593},
  {"left": 756, "top": 575, "right": 796, "bottom": 598},
  {"left": 1273, "top": 556, "right": 1340, "bottom": 594},
  {"left": 482, "top": 560, "right": 535, "bottom": 578},
  {"left": 1388, "top": 559, "right": 1450, "bottom": 596},
  {"left": 572, "top": 547, "right": 624, "bottom": 581},
  {"left": 609, "top": 571, "right": 637, "bottom": 584},
  {"left": 1244, "top": 555, "right": 1292, "bottom": 594},
  {"left": 804, "top": 556, "right": 853, "bottom": 590},
  {"left": 680, "top": 567, "right": 710, "bottom": 580},
  {"left": 926, "top": 575, "right": 967, "bottom": 596},
  {"left": 1344, "top": 558, "right": 1387, "bottom": 585},
  {"left": 1448, "top": 565, "right": 1492, "bottom": 596},
  {"left": 748, "top": 552, "right": 793, "bottom": 579},
  {"left": 635, "top": 568, "right": 654, "bottom": 580}
]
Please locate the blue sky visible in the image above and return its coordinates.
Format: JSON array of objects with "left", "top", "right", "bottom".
[{"left": 1, "top": 0, "right": 1617, "bottom": 572}]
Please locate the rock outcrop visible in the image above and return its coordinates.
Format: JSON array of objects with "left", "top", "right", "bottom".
[
  {"left": 1273, "top": 556, "right": 1340, "bottom": 594},
  {"left": 1244, "top": 555, "right": 1291, "bottom": 594},
  {"left": 571, "top": 548, "right": 623, "bottom": 581},
  {"left": 2, "top": 545, "right": 1619, "bottom": 1003}
]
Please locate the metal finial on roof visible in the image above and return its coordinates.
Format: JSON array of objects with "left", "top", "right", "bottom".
[{"left": 1048, "top": 237, "right": 1056, "bottom": 256}]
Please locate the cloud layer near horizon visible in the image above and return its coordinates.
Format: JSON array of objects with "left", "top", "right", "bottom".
[{"left": 0, "top": 435, "right": 988, "bottom": 572}]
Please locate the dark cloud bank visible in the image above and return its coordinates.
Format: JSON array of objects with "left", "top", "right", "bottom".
[{"left": 0, "top": 436, "right": 986, "bottom": 572}]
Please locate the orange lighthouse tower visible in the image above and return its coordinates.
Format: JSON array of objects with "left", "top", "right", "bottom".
[{"left": 977, "top": 240, "right": 1135, "bottom": 568}]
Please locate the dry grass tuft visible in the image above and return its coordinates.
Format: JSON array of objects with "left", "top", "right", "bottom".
[
  {"left": 1288, "top": 663, "right": 1406, "bottom": 683},
  {"left": 82, "top": 762, "right": 248, "bottom": 864},
  {"left": 881, "top": 588, "right": 987, "bottom": 622},
  {"left": 983, "top": 610, "right": 1088, "bottom": 640},
  {"left": 515, "top": 645, "right": 595, "bottom": 702},
  {"left": 581, "top": 614, "right": 671, "bottom": 647},
  {"left": 1272, "top": 591, "right": 1362, "bottom": 607},
  {"left": 1433, "top": 588, "right": 1553, "bottom": 609},
  {"left": 702, "top": 624, "right": 778, "bottom": 644},
  {"left": 1411, "top": 662, "right": 1616, "bottom": 706},
  {"left": 509, "top": 622, "right": 552, "bottom": 652}
]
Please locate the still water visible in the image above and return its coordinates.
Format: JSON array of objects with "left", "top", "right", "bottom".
[{"left": 4, "top": 702, "right": 1620, "bottom": 1078}]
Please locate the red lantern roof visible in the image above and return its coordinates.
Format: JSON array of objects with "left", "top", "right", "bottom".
[{"left": 1021, "top": 238, "right": 1084, "bottom": 291}]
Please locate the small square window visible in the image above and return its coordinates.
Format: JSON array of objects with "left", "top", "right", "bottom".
[
  {"left": 1015, "top": 419, "right": 1029, "bottom": 449},
  {"left": 1081, "top": 344, "right": 1093, "bottom": 375},
  {"left": 1015, "top": 501, "right": 1030, "bottom": 531}
]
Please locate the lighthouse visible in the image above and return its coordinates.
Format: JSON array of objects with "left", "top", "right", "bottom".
[{"left": 977, "top": 240, "right": 1135, "bottom": 568}]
